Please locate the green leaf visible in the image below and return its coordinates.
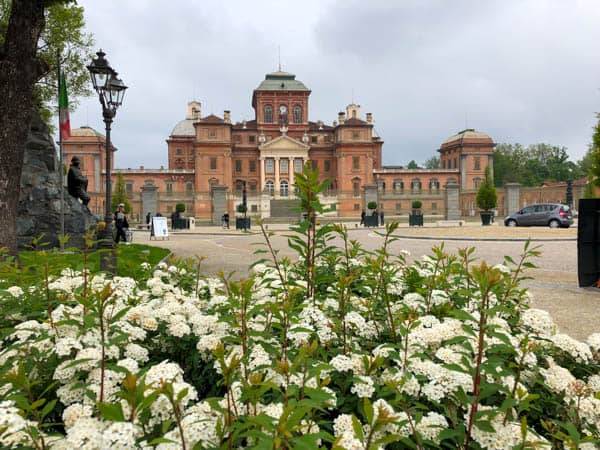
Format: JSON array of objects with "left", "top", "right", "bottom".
[
  {"left": 363, "top": 397, "right": 374, "bottom": 424},
  {"left": 97, "top": 402, "right": 125, "bottom": 421}
]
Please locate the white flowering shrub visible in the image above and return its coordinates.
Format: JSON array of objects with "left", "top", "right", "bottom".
[{"left": 0, "top": 166, "right": 599, "bottom": 449}]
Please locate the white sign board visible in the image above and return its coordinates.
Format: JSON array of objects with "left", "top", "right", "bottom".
[{"left": 152, "top": 217, "right": 169, "bottom": 239}]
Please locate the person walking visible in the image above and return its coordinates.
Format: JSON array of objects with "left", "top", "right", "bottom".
[
  {"left": 114, "top": 203, "right": 129, "bottom": 243},
  {"left": 379, "top": 210, "right": 385, "bottom": 226},
  {"left": 146, "top": 212, "right": 152, "bottom": 230},
  {"left": 360, "top": 210, "right": 366, "bottom": 226}
]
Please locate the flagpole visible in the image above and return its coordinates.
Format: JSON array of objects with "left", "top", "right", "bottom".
[{"left": 57, "top": 51, "right": 65, "bottom": 251}]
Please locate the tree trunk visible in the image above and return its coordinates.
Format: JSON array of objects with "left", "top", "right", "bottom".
[{"left": 0, "top": 0, "right": 47, "bottom": 257}]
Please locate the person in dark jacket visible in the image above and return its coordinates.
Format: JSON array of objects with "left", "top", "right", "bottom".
[
  {"left": 146, "top": 212, "right": 152, "bottom": 230},
  {"left": 114, "top": 203, "right": 129, "bottom": 243},
  {"left": 360, "top": 210, "right": 366, "bottom": 226},
  {"left": 379, "top": 210, "right": 385, "bottom": 226}
]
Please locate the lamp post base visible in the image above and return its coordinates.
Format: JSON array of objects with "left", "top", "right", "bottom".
[{"left": 99, "top": 214, "right": 116, "bottom": 274}]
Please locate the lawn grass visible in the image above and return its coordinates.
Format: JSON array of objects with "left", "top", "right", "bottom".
[{"left": 2, "top": 244, "right": 171, "bottom": 287}]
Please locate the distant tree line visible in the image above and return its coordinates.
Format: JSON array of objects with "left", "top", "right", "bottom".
[{"left": 493, "top": 143, "right": 592, "bottom": 187}]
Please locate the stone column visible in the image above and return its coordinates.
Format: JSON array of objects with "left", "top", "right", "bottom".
[
  {"left": 445, "top": 179, "right": 460, "bottom": 220},
  {"left": 274, "top": 157, "right": 280, "bottom": 198},
  {"left": 505, "top": 182, "right": 520, "bottom": 217},
  {"left": 260, "top": 157, "right": 265, "bottom": 191},
  {"left": 141, "top": 181, "right": 158, "bottom": 221},
  {"left": 288, "top": 157, "right": 295, "bottom": 196},
  {"left": 460, "top": 154, "right": 468, "bottom": 189}
]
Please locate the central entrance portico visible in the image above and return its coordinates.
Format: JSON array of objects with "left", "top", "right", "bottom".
[{"left": 258, "top": 134, "right": 309, "bottom": 198}]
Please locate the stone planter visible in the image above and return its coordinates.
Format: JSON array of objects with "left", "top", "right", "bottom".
[
  {"left": 236, "top": 217, "right": 251, "bottom": 230},
  {"left": 480, "top": 211, "right": 493, "bottom": 226},
  {"left": 364, "top": 215, "right": 379, "bottom": 227},
  {"left": 409, "top": 209, "right": 423, "bottom": 226}
]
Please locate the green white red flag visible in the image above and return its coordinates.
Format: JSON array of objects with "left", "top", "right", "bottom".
[{"left": 59, "top": 73, "right": 71, "bottom": 141}]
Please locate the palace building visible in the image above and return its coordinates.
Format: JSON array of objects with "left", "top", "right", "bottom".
[{"left": 63, "top": 69, "right": 522, "bottom": 223}]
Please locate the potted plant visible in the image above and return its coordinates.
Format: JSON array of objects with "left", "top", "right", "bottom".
[
  {"left": 235, "top": 203, "right": 250, "bottom": 230},
  {"left": 409, "top": 200, "right": 423, "bottom": 226},
  {"left": 172, "top": 203, "right": 186, "bottom": 229},
  {"left": 476, "top": 165, "right": 497, "bottom": 225},
  {"left": 365, "top": 201, "right": 379, "bottom": 227}
]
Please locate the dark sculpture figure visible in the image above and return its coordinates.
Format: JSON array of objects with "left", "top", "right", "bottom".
[{"left": 67, "top": 156, "right": 90, "bottom": 207}]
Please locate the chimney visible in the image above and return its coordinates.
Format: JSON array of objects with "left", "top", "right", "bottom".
[
  {"left": 140, "top": 165, "right": 144, "bottom": 170},
  {"left": 338, "top": 112, "right": 345, "bottom": 124},
  {"left": 242, "top": 120, "right": 247, "bottom": 129},
  {"left": 317, "top": 120, "right": 323, "bottom": 130},
  {"left": 224, "top": 110, "right": 231, "bottom": 123},
  {"left": 160, "top": 165, "right": 164, "bottom": 170},
  {"left": 186, "top": 101, "right": 201, "bottom": 120},
  {"left": 366, "top": 113, "right": 373, "bottom": 124}
]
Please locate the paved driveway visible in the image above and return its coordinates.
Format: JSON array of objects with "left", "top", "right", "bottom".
[{"left": 141, "top": 224, "right": 599, "bottom": 341}]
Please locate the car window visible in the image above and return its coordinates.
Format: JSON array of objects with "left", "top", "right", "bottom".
[
  {"left": 522, "top": 206, "right": 535, "bottom": 214},
  {"left": 561, "top": 205, "right": 570, "bottom": 212},
  {"left": 534, "top": 205, "right": 545, "bottom": 212}
]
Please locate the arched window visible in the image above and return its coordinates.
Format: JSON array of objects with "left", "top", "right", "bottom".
[
  {"left": 235, "top": 180, "right": 244, "bottom": 194},
  {"left": 264, "top": 105, "right": 273, "bottom": 123},
  {"left": 280, "top": 180, "right": 289, "bottom": 197},
  {"left": 265, "top": 180, "right": 274, "bottom": 195},
  {"left": 429, "top": 178, "right": 439, "bottom": 192},
  {"left": 411, "top": 178, "right": 422, "bottom": 193},
  {"left": 393, "top": 179, "right": 404, "bottom": 193},
  {"left": 352, "top": 178, "right": 361, "bottom": 198},
  {"left": 185, "top": 181, "right": 193, "bottom": 194},
  {"left": 293, "top": 105, "right": 302, "bottom": 124}
]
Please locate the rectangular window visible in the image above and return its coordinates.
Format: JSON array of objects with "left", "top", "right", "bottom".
[
  {"left": 251, "top": 204, "right": 258, "bottom": 213},
  {"left": 235, "top": 159, "right": 242, "bottom": 172},
  {"left": 294, "top": 159, "right": 303, "bottom": 173},
  {"left": 396, "top": 202, "right": 402, "bottom": 211},
  {"left": 353, "top": 156, "right": 360, "bottom": 170},
  {"left": 166, "top": 182, "right": 173, "bottom": 195},
  {"left": 474, "top": 157, "right": 481, "bottom": 171},
  {"left": 354, "top": 203, "right": 360, "bottom": 211},
  {"left": 352, "top": 131, "right": 360, "bottom": 140},
  {"left": 209, "top": 129, "right": 216, "bottom": 138},
  {"left": 280, "top": 159, "right": 288, "bottom": 173},
  {"left": 265, "top": 159, "right": 274, "bottom": 174},
  {"left": 248, "top": 135, "right": 256, "bottom": 143},
  {"left": 311, "top": 136, "right": 318, "bottom": 143},
  {"left": 210, "top": 157, "right": 217, "bottom": 170},
  {"left": 324, "top": 160, "right": 330, "bottom": 172},
  {"left": 312, "top": 160, "right": 318, "bottom": 170},
  {"left": 432, "top": 202, "right": 437, "bottom": 210},
  {"left": 125, "top": 182, "right": 133, "bottom": 196},
  {"left": 176, "top": 148, "right": 183, "bottom": 155},
  {"left": 249, "top": 160, "right": 256, "bottom": 173}
]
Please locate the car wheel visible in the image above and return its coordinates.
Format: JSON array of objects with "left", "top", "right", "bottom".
[
  {"left": 506, "top": 219, "right": 517, "bottom": 227},
  {"left": 549, "top": 219, "right": 560, "bottom": 228}
]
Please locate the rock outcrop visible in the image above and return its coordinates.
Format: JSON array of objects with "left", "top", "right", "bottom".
[{"left": 17, "top": 112, "right": 97, "bottom": 249}]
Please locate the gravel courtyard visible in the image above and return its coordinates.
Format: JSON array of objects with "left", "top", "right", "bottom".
[{"left": 142, "top": 222, "right": 599, "bottom": 341}]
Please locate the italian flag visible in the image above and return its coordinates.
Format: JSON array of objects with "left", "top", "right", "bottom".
[{"left": 59, "top": 73, "right": 71, "bottom": 141}]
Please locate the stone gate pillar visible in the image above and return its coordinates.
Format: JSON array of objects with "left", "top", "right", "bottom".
[
  {"left": 141, "top": 181, "right": 158, "bottom": 220},
  {"left": 211, "top": 185, "right": 227, "bottom": 225},
  {"left": 364, "top": 184, "right": 378, "bottom": 209},
  {"left": 445, "top": 179, "right": 460, "bottom": 220},
  {"left": 505, "top": 183, "right": 521, "bottom": 216}
]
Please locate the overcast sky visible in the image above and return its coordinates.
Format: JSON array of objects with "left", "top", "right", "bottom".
[{"left": 69, "top": 0, "right": 600, "bottom": 169}]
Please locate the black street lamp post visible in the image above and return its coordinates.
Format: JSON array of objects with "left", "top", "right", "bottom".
[{"left": 87, "top": 50, "right": 127, "bottom": 273}]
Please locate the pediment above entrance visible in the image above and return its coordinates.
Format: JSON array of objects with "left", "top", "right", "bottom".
[{"left": 259, "top": 134, "right": 309, "bottom": 158}]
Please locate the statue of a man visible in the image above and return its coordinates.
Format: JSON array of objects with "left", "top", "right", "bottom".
[{"left": 67, "top": 156, "right": 90, "bottom": 207}]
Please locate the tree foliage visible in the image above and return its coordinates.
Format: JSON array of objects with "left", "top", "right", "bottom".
[
  {"left": 423, "top": 155, "right": 440, "bottom": 169},
  {"left": 111, "top": 172, "right": 131, "bottom": 213},
  {"left": 0, "top": 0, "right": 94, "bottom": 126},
  {"left": 493, "top": 143, "right": 580, "bottom": 187},
  {"left": 476, "top": 165, "right": 497, "bottom": 211},
  {"left": 590, "top": 113, "right": 600, "bottom": 187},
  {"left": 406, "top": 160, "right": 419, "bottom": 169}
]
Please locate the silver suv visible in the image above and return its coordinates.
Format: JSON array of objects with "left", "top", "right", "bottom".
[{"left": 504, "top": 203, "right": 573, "bottom": 228}]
